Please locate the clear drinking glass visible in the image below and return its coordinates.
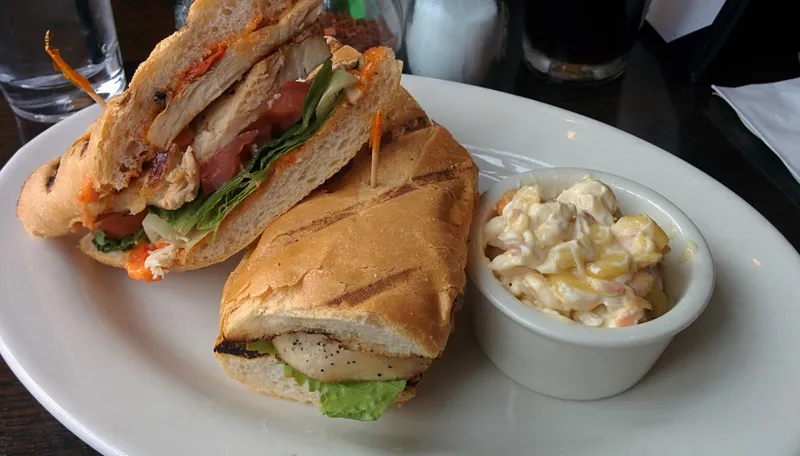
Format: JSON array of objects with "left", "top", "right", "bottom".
[
  {"left": 0, "top": 0, "right": 126, "bottom": 122},
  {"left": 176, "top": 0, "right": 406, "bottom": 54},
  {"left": 321, "top": 0, "right": 405, "bottom": 53},
  {"left": 523, "top": 0, "right": 652, "bottom": 83}
]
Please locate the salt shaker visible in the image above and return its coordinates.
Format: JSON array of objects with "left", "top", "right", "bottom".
[{"left": 403, "top": 0, "right": 520, "bottom": 87}]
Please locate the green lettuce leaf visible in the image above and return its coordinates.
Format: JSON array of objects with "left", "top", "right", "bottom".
[
  {"left": 245, "top": 340, "right": 276, "bottom": 355},
  {"left": 301, "top": 59, "right": 333, "bottom": 126},
  {"left": 91, "top": 228, "right": 148, "bottom": 253},
  {"left": 151, "top": 59, "right": 341, "bottom": 237},
  {"left": 281, "top": 358, "right": 405, "bottom": 421},
  {"left": 243, "top": 338, "right": 405, "bottom": 421},
  {"left": 148, "top": 196, "right": 209, "bottom": 237},
  {"left": 315, "top": 379, "right": 406, "bottom": 421}
]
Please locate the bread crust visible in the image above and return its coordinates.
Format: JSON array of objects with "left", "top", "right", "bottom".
[{"left": 216, "top": 90, "right": 479, "bottom": 359}]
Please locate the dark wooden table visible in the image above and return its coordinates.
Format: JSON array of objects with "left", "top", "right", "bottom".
[{"left": 2, "top": 2, "right": 800, "bottom": 455}]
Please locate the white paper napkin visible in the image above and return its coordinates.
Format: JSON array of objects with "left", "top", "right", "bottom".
[{"left": 712, "top": 78, "right": 800, "bottom": 184}]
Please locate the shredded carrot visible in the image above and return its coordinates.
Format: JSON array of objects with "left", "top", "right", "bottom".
[
  {"left": 124, "top": 243, "right": 160, "bottom": 282},
  {"left": 45, "top": 31, "right": 106, "bottom": 108},
  {"left": 369, "top": 109, "right": 383, "bottom": 188}
]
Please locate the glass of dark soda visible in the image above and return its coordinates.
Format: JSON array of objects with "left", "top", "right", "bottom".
[{"left": 523, "top": 0, "right": 652, "bottom": 82}]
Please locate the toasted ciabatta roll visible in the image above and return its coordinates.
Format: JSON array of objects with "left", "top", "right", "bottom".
[
  {"left": 17, "top": 1, "right": 402, "bottom": 282},
  {"left": 214, "top": 86, "right": 479, "bottom": 421}
]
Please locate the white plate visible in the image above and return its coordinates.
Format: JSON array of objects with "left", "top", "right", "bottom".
[{"left": 1, "top": 76, "right": 799, "bottom": 456}]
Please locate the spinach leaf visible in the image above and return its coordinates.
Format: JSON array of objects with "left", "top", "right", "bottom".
[{"left": 92, "top": 228, "right": 148, "bottom": 253}]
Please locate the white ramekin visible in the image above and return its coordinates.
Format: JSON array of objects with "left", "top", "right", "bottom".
[{"left": 467, "top": 168, "right": 715, "bottom": 400}]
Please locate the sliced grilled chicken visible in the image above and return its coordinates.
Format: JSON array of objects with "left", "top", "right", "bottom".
[
  {"left": 103, "top": 145, "right": 200, "bottom": 214},
  {"left": 273, "top": 333, "right": 431, "bottom": 383}
]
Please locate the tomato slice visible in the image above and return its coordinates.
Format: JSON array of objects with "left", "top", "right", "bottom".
[
  {"left": 94, "top": 210, "right": 148, "bottom": 239},
  {"left": 199, "top": 130, "right": 259, "bottom": 194},
  {"left": 268, "top": 80, "right": 310, "bottom": 131}
]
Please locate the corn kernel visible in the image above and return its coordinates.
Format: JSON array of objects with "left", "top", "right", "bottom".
[
  {"left": 637, "top": 252, "right": 663, "bottom": 268},
  {"left": 589, "top": 223, "right": 612, "bottom": 245},
  {"left": 616, "top": 214, "right": 669, "bottom": 250},
  {"left": 549, "top": 272, "right": 592, "bottom": 291},
  {"left": 538, "top": 245, "right": 578, "bottom": 274},
  {"left": 586, "top": 251, "right": 630, "bottom": 279},
  {"left": 549, "top": 272, "right": 599, "bottom": 308},
  {"left": 612, "top": 214, "right": 670, "bottom": 268}
]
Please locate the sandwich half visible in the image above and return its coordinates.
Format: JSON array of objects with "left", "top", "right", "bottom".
[
  {"left": 213, "top": 77, "right": 479, "bottom": 421},
  {"left": 16, "top": 0, "right": 402, "bottom": 282}
]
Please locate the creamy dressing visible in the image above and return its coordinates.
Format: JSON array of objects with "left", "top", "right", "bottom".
[{"left": 485, "top": 177, "right": 671, "bottom": 328}]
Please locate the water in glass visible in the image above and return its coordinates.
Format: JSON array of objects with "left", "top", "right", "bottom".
[{"left": 0, "top": 0, "right": 126, "bottom": 122}]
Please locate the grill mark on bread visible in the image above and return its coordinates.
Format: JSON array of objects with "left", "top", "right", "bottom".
[
  {"left": 400, "top": 116, "right": 431, "bottom": 134},
  {"left": 213, "top": 340, "right": 270, "bottom": 359},
  {"left": 269, "top": 160, "right": 467, "bottom": 250},
  {"left": 412, "top": 168, "right": 456, "bottom": 187},
  {"left": 281, "top": 209, "right": 356, "bottom": 239},
  {"left": 377, "top": 183, "right": 414, "bottom": 201},
  {"left": 78, "top": 139, "right": 90, "bottom": 157},
  {"left": 65, "top": 133, "right": 91, "bottom": 159},
  {"left": 324, "top": 268, "right": 415, "bottom": 307},
  {"left": 45, "top": 159, "right": 61, "bottom": 192},
  {"left": 380, "top": 115, "right": 431, "bottom": 147},
  {"left": 375, "top": 166, "right": 463, "bottom": 203}
]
